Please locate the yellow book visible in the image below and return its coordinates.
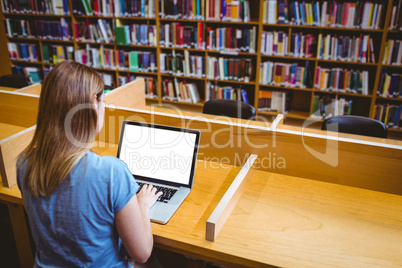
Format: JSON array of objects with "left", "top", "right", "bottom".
[
  {"left": 317, "top": 33, "right": 322, "bottom": 59},
  {"left": 384, "top": 106, "right": 389, "bottom": 125},
  {"left": 368, "top": 3, "right": 374, "bottom": 27},
  {"left": 231, "top": 3, "right": 239, "bottom": 21},
  {"left": 57, "top": 45, "right": 63, "bottom": 63},
  {"left": 320, "top": 69, "right": 326, "bottom": 89},
  {"left": 382, "top": 74, "right": 391, "bottom": 97}
]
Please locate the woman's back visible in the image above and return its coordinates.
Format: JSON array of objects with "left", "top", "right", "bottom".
[{"left": 17, "top": 152, "right": 139, "bottom": 267}]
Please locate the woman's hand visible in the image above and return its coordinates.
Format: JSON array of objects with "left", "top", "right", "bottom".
[{"left": 136, "top": 184, "right": 163, "bottom": 209}]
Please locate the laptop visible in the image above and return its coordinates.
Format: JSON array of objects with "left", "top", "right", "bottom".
[{"left": 116, "top": 120, "right": 201, "bottom": 224}]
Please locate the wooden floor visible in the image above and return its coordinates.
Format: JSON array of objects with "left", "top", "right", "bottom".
[{"left": 0, "top": 203, "right": 20, "bottom": 268}]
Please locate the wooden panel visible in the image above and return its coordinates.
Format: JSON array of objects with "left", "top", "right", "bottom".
[
  {"left": 7, "top": 203, "right": 34, "bottom": 268},
  {"left": 15, "top": 83, "right": 41, "bottom": 95},
  {"left": 0, "top": 90, "right": 39, "bottom": 127},
  {"left": 206, "top": 154, "right": 257, "bottom": 242},
  {"left": 105, "top": 78, "right": 146, "bottom": 109},
  {"left": 0, "top": 126, "right": 35, "bottom": 187},
  {"left": 94, "top": 144, "right": 402, "bottom": 268},
  {"left": 98, "top": 106, "right": 402, "bottom": 195}
]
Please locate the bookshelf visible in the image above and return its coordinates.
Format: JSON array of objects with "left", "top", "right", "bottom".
[{"left": 1, "top": 0, "right": 402, "bottom": 136}]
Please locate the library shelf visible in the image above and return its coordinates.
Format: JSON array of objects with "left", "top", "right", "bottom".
[{"left": 1, "top": 0, "right": 401, "bottom": 138}]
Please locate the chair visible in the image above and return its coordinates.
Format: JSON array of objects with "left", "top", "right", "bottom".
[
  {"left": 321, "top": 115, "right": 387, "bottom": 138},
  {"left": 0, "top": 74, "right": 31, "bottom": 89},
  {"left": 203, "top": 99, "right": 256, "bottom": 120}
]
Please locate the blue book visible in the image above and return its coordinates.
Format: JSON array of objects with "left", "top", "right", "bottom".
[
  {"left": 221, "top": 0, "right": 226, "bottom": 20},
  {"left": 20, "top": 44, "right": 28, "bottom": 59},
  {"left": 293, "top": 2, "right": 299, "bottom": 25},
  {"left": 219, "top": 28, "right": 223, "bottom": 51},
  {"left": 143, "top": 52, "right": 150, "bottom": 71},
  {"left": 32, "top": 44, "right": 37, "bottom": 61},
  {"left": 241, "top": 90, "right": 248, "bottom": 103},
  {"left": 141, "top": 0, "right": 145, "bottom": 17},
  {"left": 62, "top": 0, "right": 69, "bottom": 14},
  {"left": 121, "top": 0, "right": 126, "bottom": 16},
  {"left": 300, "top": 2, "right": 305, "bottom": 25},
  {"left": 313, "top": 2, "right": 319, "bottom": 26},
  {"left": 197, "top": 0, "right": 201, "bottom": 19},
  {"left": 393, "top": 106, "right": 402, "bottom": 127}
]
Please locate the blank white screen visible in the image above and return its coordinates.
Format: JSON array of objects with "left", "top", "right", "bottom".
[{"left": 119, "top": 124, "right": 197, "bottom": 185}]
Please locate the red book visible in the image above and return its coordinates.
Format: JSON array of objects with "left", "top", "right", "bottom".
[{"left": 94, "top": 0, "right": 99, "bottom": 16}]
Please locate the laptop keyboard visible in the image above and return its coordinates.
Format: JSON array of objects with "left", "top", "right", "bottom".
[{"left": 137, "top": 182, "right": 178, "bottom": 203}]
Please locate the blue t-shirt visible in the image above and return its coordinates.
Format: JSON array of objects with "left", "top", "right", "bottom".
[{"left": 17, "top": 151, "right": 139, "bottom": 268}]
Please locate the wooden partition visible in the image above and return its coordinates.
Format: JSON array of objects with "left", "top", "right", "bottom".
[
  {"left": 99, "top": 106, "right": 402, "bottom": 195},
  {"left": 0, "top": 90, "right": 39, "bottom": 187},
  {"left": 105, "top": 78, "right": 146, "bottom": 109},
  {"left": 15, "top": 83, "right": 41, "bottom": 95}
]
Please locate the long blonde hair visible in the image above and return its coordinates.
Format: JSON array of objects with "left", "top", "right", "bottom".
[{"left": 19, "top": 61, "right": 104, "bottom": 197}]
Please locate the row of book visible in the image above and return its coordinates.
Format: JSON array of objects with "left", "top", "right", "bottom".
[
  {"left": 2, "top": 0, "right": 69, "bottom": 15},
  {"left": 159, "top": 0, "right": 251, "bottom": 22},
  {"left": 162, "top": 78, "right": 201, "bottom": 103},
  {"left": 388, "top": 0, "right": 402, "bottom": 30},
  {"left": 11, "top": 65, "right": 43, "bottom": 83},
  {"left": 316, "top": 33, "right": 375, "bottom": 63},
  {"left": 74, "top": 46, "right": 157, "bottom": 72},
  {"left": 5, "top": 18, "right": 72, "bottom": 40},
  {"left": 373, "top": 104, "right": 402, "bottom": 128},
  {"left": 314, "top": 67, "right": 369, "bottom": 95},
  {"left": 42, "top": 44, "right": 74, "bottom": 63},
  {"left": 159, "top": 23, "right": 205, "bottom": 49},
  {"left": 377, "top": 71, "right": 402, "bottom": 98},
  {"left": 311, "top": 96, "right": 353, "bottom": 119},
  {"left": 160, "top": 51, "right": 205, "bottom": 78},
  {"left": 74, "top": 19, "right": 114, "bottom": 44},
  {"left": 206, "top": 82, "right": 249, "bottom": 103},
  {"left": 8, "top": 43, "right": 40, "bottom": 62},
  {"left": 115, "top": 24, "right": 157, "bottom": 46},
  {"left": 206, "top": 57, "right": 252, "bottom": 82},
  {"left": 259, "top": 61, "right": 311, "bottom": 89},
  {"left": 258, "top": 90, "right": 288, "bottom": 114},
  {"left": 206, "top": 27, "right": 257, "bottom": 53},
  {"left": 261, "top": 31, "right": 288, "bottom": 56},
  {"left": 263, "top": 1, "right": 384, "bottom": 29},
  {"left": 117, "top": 75, "right": 157, "bottom": 98},
  {"left": 382, "top": 40, "right": 402, "bottom": 66},
  {"left": 73, "top": 0, "right": 156, "bottom": 17}
]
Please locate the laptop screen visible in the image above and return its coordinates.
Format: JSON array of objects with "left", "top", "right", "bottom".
[{"left": 117, "top": 121, "right": 200, "bottom": 187}]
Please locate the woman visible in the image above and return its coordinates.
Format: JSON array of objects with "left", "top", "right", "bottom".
[{"left": 17, "top": 61, "right": 162, "bottom": 267}]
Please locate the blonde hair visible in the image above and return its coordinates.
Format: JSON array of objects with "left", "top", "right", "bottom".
[{"left": 19, "top": 61, "right": 104, "bottom": 197}]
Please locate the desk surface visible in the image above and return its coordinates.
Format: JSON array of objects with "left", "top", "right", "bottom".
[{"left": 92, "top": 144, "right": 402, "bottom": 268}]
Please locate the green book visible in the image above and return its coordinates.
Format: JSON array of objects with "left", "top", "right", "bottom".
[
  {"left": 129, "top": 52, "right": 139, "bottom": 72},
  {"left": 115, "top": 26, "right": 130, "bottom": 45},
  {"left": 42, "top": 45, "right": 49, "bottom": 63},
  {"left": 81, "top": 0, "right": 93, "bottom": 15},
  {"left": 337, "top": 3, "right": 343, "bottom": 27}
]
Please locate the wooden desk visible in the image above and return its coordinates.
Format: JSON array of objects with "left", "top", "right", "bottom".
[{"left": 91, "top": 145, "right": 402, "bottom": 268}]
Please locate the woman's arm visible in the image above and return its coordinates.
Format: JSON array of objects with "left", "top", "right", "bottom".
[{"left": 115, "top": 185, "right": 162, "bottom": 264}]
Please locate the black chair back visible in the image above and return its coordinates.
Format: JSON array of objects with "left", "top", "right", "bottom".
[
  {"left": 0, "top": 74, "right": 31, "bottom": 88},
  {"left": 321, "top": 115, "right": 387, "bottom": 138},
  {"left": 203, "top": 99, "right": 256, "bottom": 120}
]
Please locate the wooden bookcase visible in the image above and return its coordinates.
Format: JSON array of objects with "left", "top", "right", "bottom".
[{"left": 1, "top": 0, "right": 401, "bottom": 137}]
